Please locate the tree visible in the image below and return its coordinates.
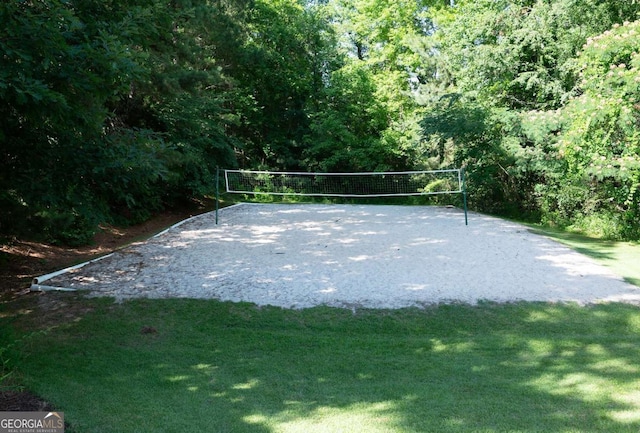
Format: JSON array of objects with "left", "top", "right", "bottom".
[
  {"left": 0, "top": 0, "right": 242, "bottom": 243},
  {"left": 554, "top": 20, "right": 640, "bottom": 238},
  {"left": 217, "top": 0, "right": 335, "bottom": 169},
  {"left": 433, "top": 0, "right": 640, "bottom": 111},
  {"left": 306, "top": 0, "right": 439, "bottom": 172},
  {"left": 0, "top": 0, "right": 146, "bottom": 243},
  {"left": 303, "top": 63, "right": 400, "bottom": 171},
  {"left": 420, "top": 0, "right": 640, "bottom": 230}
]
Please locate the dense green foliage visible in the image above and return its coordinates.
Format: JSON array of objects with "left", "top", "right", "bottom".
[
  {"left": 422, "top": 0, "right": 640, "bottom": 236},
  {"left": 2, "top": 0, "right": 640, "bottom": 242}
]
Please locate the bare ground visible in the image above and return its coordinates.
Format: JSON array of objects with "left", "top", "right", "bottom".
[{"left": 0, "top": 208, "right": 204, "bottom": 411}]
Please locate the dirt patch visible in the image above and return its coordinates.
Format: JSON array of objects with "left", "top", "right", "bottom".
[
  {"left": 1, "top": 210, "right": 201, "bottom": 299},
  {"left": 0, "top": 207, "right": 208, "bottom": 411},
  {"left": 0, "top": 390, "right": 56, "bottom": 411}
]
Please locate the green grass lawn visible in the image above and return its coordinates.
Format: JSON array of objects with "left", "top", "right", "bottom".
[
  {"left": 6, "top": 299, "right": 640, "bottom": 433},
  {"left": 4, "top": 225, "right": 640, "bottom": 432}
]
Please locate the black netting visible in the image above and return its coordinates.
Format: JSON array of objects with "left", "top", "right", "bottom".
[{"left": 225, "top": 170, "right": 462, "bottom": 197}]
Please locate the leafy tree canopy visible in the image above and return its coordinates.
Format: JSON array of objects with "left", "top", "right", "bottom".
[{"left": 2, "top": 0, "right": 640, "bottom": 242}]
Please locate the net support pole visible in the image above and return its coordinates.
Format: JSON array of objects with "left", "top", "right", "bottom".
[
  {"left": 461, "top": 167, "right": 468, "bottom": 226},
  {"left": 215, "top": 166, "right": 220, "bottom": 225}
]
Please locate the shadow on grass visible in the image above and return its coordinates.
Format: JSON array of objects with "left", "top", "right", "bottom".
[
  {"left": 529, "top": 228, "right": 617, "bottom": 259},
  {"left": 529, "top": 227, "right": 640, "bottom": 289},
  {"left": 12, "top": 299, "right": 640, "bottom": 432}
]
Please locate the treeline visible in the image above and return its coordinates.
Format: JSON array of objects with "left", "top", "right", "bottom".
[
  {"left": 1, "top": 0, "right": 640, "bottom": 244},
  {"left": 425, "top": 0, "right": 640, "bottom": 240}
]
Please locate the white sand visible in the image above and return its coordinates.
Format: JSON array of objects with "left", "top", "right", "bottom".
[{"left": 40, "top": 203, "right": 640, "bottom": 309}]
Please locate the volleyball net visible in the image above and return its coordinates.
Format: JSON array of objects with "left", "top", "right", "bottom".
[{"left": 216, "top": 168, "right": 468, "bottom": 224}]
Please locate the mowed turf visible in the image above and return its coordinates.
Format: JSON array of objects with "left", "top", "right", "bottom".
[
  {"left": 6, "top": 227, "right": 640, "bottom": 432},
  {"left": 10, "top": 298, "right": 640, "bottom": 433}
]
